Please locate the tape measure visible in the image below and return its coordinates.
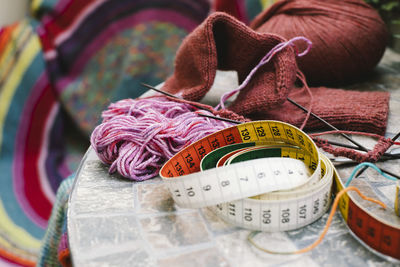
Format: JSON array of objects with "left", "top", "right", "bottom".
[{"left": 160, "top": 120, "right": 400, "bottom": 260}]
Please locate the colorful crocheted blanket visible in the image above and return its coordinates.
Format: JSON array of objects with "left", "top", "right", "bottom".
[{"left": 0, "top": 0, "right": 248, "bottom": 265}]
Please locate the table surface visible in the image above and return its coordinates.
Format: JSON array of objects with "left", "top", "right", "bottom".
[{"left": 68, "top": 49, "right": 400, "bottom": 267}]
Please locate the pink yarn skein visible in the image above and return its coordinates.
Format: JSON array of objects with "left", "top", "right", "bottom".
[{"left": 91, "top": 97, "right": 233, "bottom": 181}]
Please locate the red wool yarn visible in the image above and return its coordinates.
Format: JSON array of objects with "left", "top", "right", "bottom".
[{"left": 251, "top": 0, "right": 388, "bottom": 86}]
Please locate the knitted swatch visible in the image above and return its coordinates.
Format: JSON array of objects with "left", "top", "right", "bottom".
[{"left": 255, "top": 86, "right": 389, "bottom": 135}]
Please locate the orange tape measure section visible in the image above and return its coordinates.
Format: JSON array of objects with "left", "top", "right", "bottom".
[{"left": 161, "top": 127, "right": 242, "bottom": 177}]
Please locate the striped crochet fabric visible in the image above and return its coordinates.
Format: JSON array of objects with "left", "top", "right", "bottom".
[
  {"left": 0, "top": 0, "right": 210, "bottom": 265},
  {"left": 37, "top": 175, "right": 74, "bottom": 267},
  {"left": 0, "top": 19, "right": 62, "bottom": 267}
]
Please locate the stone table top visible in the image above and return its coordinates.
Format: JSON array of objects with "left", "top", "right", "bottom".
[{"left": 68, "top": 49, "right": 400, "bottom": 266}]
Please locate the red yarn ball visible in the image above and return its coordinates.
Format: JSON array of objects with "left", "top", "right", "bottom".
[{"left": 250, "top": 0, "right": 388, "bottom": 86}]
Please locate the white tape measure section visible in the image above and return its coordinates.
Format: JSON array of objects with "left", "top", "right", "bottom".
[
  {"left": 212, "top": 154, "right": 333, "bottom": 232},
  {"left": 163, "top": 157, "right": 314, "bottom": 208}
]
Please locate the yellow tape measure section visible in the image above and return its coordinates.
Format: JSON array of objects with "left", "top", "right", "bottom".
[{"left": 335, "top": 174, "right": 350, "bottom": 221}]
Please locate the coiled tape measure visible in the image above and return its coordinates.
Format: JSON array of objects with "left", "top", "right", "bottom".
[{"left": 160, "top": 121, "right": 400, "bottom": 260}]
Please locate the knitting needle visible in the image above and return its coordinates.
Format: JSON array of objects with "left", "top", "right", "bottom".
[
  {"left": 374, "top": 168, "right": 400, "bottom": 179},
  {"left": 140, "top": 85, "right": 243, "bottom": 125},
  {"left": 330, "top": 159, "right": 399, "bottom": 179},
  {"left": 355, "top": 130, "right": 400, "bottom": 178},
  {"left": 141, "top": 83, "right": 211, "bottom": 112},
  {"left": 354, "top": 164, "right": 400, "bottom": 179},
  {"left": 392, "top": 131, "right": 400, "bottom": 142},
  {"left": 324, "top": 140, "right": 400, "bottom": 160},
  {"left": 286, "top": 97, "right": 369, "bottom": 152},
  {"left": 197, "top": 113, "right": 242, "bottom": 124},
  {"left": 287, "top": 97, "right": 400, "bottom": 162},
  {"left": 141, "top": 83, "right": 179, "bottom": 99}
]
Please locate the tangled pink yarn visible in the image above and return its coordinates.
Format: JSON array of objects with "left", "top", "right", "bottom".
[{"left": 90, "top": 96, "right": 233, "bottom": 181}]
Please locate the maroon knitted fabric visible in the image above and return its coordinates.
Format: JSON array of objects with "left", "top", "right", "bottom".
[
  {"left": 163, "top": 12, "right": 390, "bottom": 135},
  {"left": 250, "top": 0, "right": 388, "bottom": 86},
  {"left": 162, "top": 12, "right": 297, "bottom": 115},
  {"left": 254, "top": 86, "right": 389, "bottom": 135}
]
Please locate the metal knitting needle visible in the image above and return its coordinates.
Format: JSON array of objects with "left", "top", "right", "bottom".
[
  {"left": 286, "top": 97, "right": 369, "bottom": 152},
  {"left": 141, "top": 83, "right": 179, "bottom": 99},
  {"left": 197, "top": 113, "right": 242, "bottom": 124},
  {"left": 325, "top": 140, "right": 364, "bottom": 150},
  {"left": 392, "top": 131, "right": 400, "bottom": 142},
  {"left": 141, "top": 83, "right": 211, "bottom": 111},
  {"left": 286, "top": 92, "right": 400, "bottom": 177},
  {"left": 325, "top": 140, "right": 400, "bottom": 160},
  {"left": 332, "top": 160, "right": 400, "bottom": 179},
  {"left": 355, "top": 130, "right": 400, "bottom": 178},
  {"left": 376, "top": 168, "right": 400, "bottom": 179},
  {"left": 355, "top": 164, "right": 400, "bottom": 179}
]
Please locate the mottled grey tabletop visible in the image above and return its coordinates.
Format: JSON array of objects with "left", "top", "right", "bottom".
[{"left": 68, "top": 49, "right": 400, "bottom": 266}]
